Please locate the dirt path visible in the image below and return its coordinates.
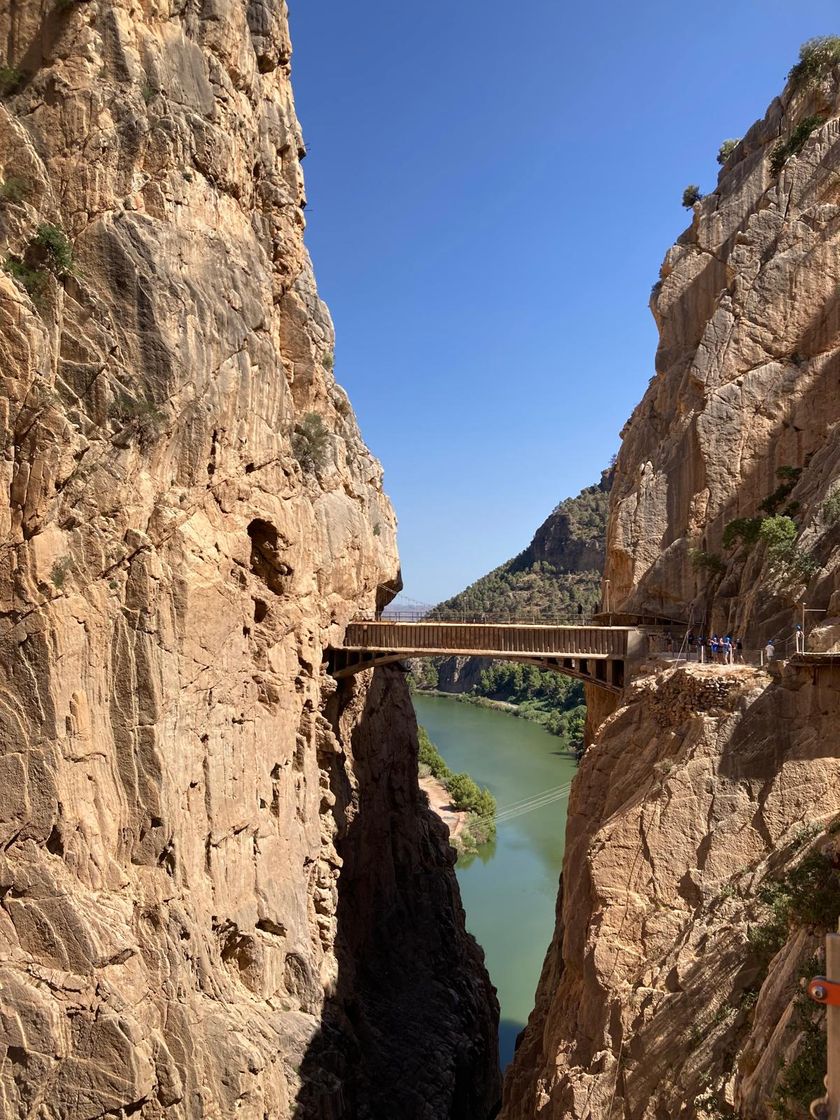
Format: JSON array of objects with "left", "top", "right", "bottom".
[{"left": 420, "top": 775, "right": 469, "bottom": 840}]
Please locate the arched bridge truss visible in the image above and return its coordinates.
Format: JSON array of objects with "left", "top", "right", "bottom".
[{"left": 326, "top": 621, "right": 648, "bottom": 695}]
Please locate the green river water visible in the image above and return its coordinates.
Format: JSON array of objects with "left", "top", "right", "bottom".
[{"left": 411, "top": 694, "right": 577, "bottom": 1071}]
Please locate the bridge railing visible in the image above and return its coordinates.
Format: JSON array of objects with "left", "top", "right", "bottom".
[{"left": 377, "top": 610, "right": 595, "bottom": 625}]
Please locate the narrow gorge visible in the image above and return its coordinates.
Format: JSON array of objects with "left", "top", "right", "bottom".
[{"left": 3, "top": 6, "right": 840, "bottom": 1120}]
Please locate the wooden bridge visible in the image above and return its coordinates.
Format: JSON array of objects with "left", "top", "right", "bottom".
[{"left": 326, "top": 621, "right": 648, "bottom": 694}]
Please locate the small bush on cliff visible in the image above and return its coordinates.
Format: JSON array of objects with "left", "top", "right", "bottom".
[
  {"left": 32, "top": 223, "right": 73, "bottom": 276},
  {"left": 0, "top": 66, "right": 23, "bottom": 97},
  {"left": 757, "top": 517, "right": 815, "bottom": 586},
  {"left": 723, "top": 517, "right": 763, "bottom": 550},
  {"left": 788, "top": 36, "right": 840, "bottom": 91},
  {"left": 682, "top": 184, "right": 703, "bottom": 208},
  {"left": 750, "top": 849, "right": 840, "bottom": 961},
  {"left": 770, "top": 116, "right": 825, "bottom": 175},
  {"left": 717, "top": 138, "right": 741, "bottom": 165},
  {"left": 758, "top": 515, "right": 817, "bottom": 583},
  {"left": 760, "top": 514, "right": 798, "bottom": 548},
  {"left": 292, "top": 412, "right": 330, "bottom": 474},
  {"left": 772, "top": 954, "right": 827, "bottom": 1119},
  {"left": 821, "top": 489, "right": 840, "bottom": 525},
  {"left": 760, "top": 467, "right": 802, "bottom": 515},
  {"left": 418, "top": 726, "right": 450, "bottom": 779},
  {"left": 50, "top": 556, "right": 73, "bottom": 589},
  {"left": 0, "top": 176, "right": 29, "bottom": 204},
  {"left": 110, "top": 393, "right": 166, "bottom": 449},
  {"left": 688, "top": 547, "right": 726, "bottom": 575},
  {"left": 3, "top": 256, "right": 46, "bottom": 298}
]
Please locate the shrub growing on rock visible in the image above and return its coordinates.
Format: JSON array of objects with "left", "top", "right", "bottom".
[
  {"left": 0, "top": 176, "right": 29, "bottom": 204},
  {"left": 682, "top": 184, "right": 703, "bottom": 208},
  {"left": 788, "top": 36, "right": 840, "bottom": 91},
  {"left": 32, "top": 223, "right": 73, "bottom": 275},
  {"left": 759, "top": 515, "right": 818, "bottom": 583},
  {"left": 821, "top": 489, "right": 840, "bottom": 525},
  {"left": 717, "top": 138, "right": 740, "bottom": 165},
  {"left": 3, "top": 256, "right": 46, "bottom": 298},
  {"left": 770, "top": 116, "right": 825, "bottom": 175},
  {"left": 291, "top": 412, "right": 330, "bottom": 474},
  {"left": 0, "top": 66, "right": 23, "bottom": 97},
  {"left": 722, "top": 517, "right": 763, "bottom": 550},
  {"left": 688, "top": 547, "right": 725, "bottom": 574}
]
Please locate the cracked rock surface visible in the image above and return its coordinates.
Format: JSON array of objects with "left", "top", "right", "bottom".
[
  {"left": 0, "top": 3, "right": 499, "bottom": 1117},
  {"left": 502, "top": 65, "right": 840, "bottom": 1120}
]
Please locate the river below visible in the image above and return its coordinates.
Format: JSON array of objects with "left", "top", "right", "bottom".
[{"left": 412, "top": 693, "right": 577, "bottom": 1071}]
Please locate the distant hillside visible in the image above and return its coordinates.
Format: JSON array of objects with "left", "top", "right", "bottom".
[
  {"left": 410, "top": 472, "right": 612, "bottom": 746},
  {"left": 430, "top": 471, "right": 611, "bottom": 622}
]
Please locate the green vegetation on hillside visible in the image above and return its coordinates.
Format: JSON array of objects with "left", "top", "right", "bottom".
[
  {"left": 417, "top": 726, "right": 496, "bottom": 859},
  {"left": 430, "top": 477, "right": 609, "bottom": 622},
  {"left": 413, "top": 476, "right": 609, "bottom": 750},
  {"left": 703, "top": 467, "right": 819, "bottom": 589},
  {"left": 476, "top": 663, "right": 586, "bottom": 747}
]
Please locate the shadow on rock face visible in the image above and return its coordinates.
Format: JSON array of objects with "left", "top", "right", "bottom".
[{"left": 293, "top": 666, "right": 501, "bottom": 1120}]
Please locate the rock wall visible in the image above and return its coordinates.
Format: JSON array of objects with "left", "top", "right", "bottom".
[
  {"left": 502, "top": 57, "right": 840, "bottom": 1120},
  {"left": 608, "top": 67, "right": 840, "bottom": 645},
  {"left": 503, "top": 662, "right": 840, "bottom": 1119},
  {"left": 0, "top": 4, "right": 499, "bottom": 1117}
]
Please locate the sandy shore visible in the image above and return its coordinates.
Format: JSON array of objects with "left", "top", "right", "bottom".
[{"left": 420, "top": 775, "right": 469, "bottom": 840}]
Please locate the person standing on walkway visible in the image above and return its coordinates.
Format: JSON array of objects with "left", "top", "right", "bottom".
[
  {"left": 736, "top": 637, "right": 744, "bottom": 663},
  {"left": 795, "top": 624, "right": 805, "bottom": 653},
  {"left": 723, "top": 635, "right": 733, "bottom": 664},
  {"left": 765, "top": 638, "right": 775, "bottom": 662}
]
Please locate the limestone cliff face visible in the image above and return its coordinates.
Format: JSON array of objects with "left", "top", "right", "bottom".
[
  {"left": 608, "top": 70, "right": 840, "bottom": 643},
  {"left": 502, "top": 60, "right": 840, "bottom": 1120},
  {"left": 0, "top": 4, "right": 498, "bottom": 1117},
  {"left": 503, "top": 663, "right": 840, "bottom": 1119}
]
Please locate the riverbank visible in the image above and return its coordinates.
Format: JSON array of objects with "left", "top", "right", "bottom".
[
  {"left": 420, "top": 774, "right": 469, "bottom": 842},
  {"left": 414, "top": 687, "right": 580, "bottom": 746},
  {"left": 415, "top": 688, "right": 520, "bottom": 714},
  {"left": 413, "top": 694, "right": 576, "bottom": 1070}
]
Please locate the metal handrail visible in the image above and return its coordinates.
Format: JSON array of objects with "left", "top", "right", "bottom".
[{"left": 377, "top": 610, "right": 596, "bottom": 625}]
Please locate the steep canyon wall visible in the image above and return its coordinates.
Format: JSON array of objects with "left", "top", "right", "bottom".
[
  {"left": 0, "top": 4, "right": 498, "bottom": 1117},
  {"left": 503, "top": 59, "right": 840, "bottom": 1120}
]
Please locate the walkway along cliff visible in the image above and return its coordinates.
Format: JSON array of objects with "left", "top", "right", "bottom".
[
  {"left": 0, "top": 4, "right": 499, "bottom": 1117},
  {"left": 502, "top": 45, "right": 840, "bottom": 1120}
]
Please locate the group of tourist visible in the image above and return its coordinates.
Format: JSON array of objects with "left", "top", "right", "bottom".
[
  {"left": 685, "top": 631, "right": 744, "bottom": 663},
  {"left": 662, "top": 624, "right": 805, "bottom": 664}
]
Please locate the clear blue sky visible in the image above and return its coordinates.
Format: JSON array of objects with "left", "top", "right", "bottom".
[{"left": 289, "top": 0, "right": 837, "bottom": 606}]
